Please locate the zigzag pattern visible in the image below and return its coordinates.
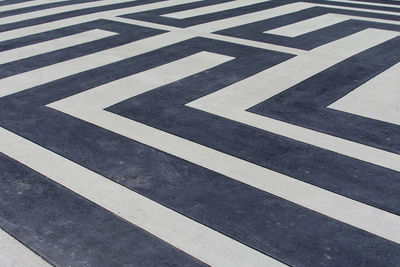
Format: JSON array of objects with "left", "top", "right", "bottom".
[{"left": 0, "top": 0, "right": 399, "bottom": 266}]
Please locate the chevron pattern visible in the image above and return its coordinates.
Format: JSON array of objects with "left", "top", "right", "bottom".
[{"left": 0, "top": 0, "right": 400, "bottom": 266}]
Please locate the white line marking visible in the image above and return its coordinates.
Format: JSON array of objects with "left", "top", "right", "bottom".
[
  {"left": 49, "top": 51, "right": 234, "bottom": 110},
  {"left": 0, "top": 0, "right": 67, "bottom": 13},
  {"left": 188, "top": 2, "right": 316, "bottom": 33},
  {"left": 188, "top": 29, "right": 400, "bottom": 173},
  {"left": 0, "top": 0, "right": 202, "bottom": 42},
  {"left": 329, "top": 61, "right": 400, "bottom": 125},
  {"left": 0, "top": 228, "right": 50, "bottom": 267},
  {"left": 265, "top": 13, "right": 400, "bottom": 37},
  {"left": 48, "top": 50, "right": 400, "bottom": 245},
  {"left": 0, "top": 2, "right": 314, "bottom": 43},
  {"left": 203, "top": 33, "right": 307, "bottom": 55},
  {"left": 322, "top": 0, "right": 400, "bottom": 9},
  {"left": 105, "top": 17, "right": 307, "bottom": 55},
  {"left": 0, "top": 94, "right": 286, "bottom": 267},
  {"left": 0, "top": 0, "right": 131, "bottom": 25},
  {"left": 190, "top": 28, "right": 399, "bottom": 111},
  {"left": 162, "top": 0, "right": 270, "bottom": 19},
  {"left": 105, "top": 16, "right": 180, "bottom": 31},
  {"left": 317, "top": 2, "right": 400, "bottom": 15},
  {"left": 0, "top": 2, "right": 319, "bottom": 98},
  {"left": 265, "top": 13, "right": 349, "bottom": 37},
  {"left": 0, "top": 0, "right": 398, "bottom": 46},
  {"left": 0, "top": 29, "right": 117, "bottom": 65},
  {"left": 0, "top": 31, "right": 194, "bottom": 98}
]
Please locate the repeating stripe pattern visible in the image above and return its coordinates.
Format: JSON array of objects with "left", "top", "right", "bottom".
[{"left": 0, "top": 0, "right": 399, "bottom": 266}]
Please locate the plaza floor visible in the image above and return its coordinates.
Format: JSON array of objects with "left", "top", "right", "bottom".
[{"left": 0, "top": 0, "right": 400, "bottom": 266}]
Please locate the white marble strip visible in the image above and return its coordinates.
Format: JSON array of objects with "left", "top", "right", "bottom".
[
  {"left": 0, "top": 31, "right": 194, "bottom": 98},
  {"left": 0, "top": 0, "right": 201, "bottom": 43},
  {"left": 0, "top": 2, "right": 319, "bottom": 98},
  {"left": 162, "top": 0, "right": 270, "bottom": 19},
  {"left": 265, "top": 13, "right": 400, "bottom": 37},
  {"left": 0, "top": 59, "right": 286, "bottom": 266},
  {"left": 265, "top": 13, "right": 349, "bottom": 37},
  {"left": 105, "top": 16, "right": 180, "bottom": 31},
  {"left": 189, "top": 28, "right": 398, "bottom": 111},
  {"left": 188, "top": 28, "right": 400, "bottom": 173},
  {"left": 0, "top": 0, "right": 67, "bottom": 13},
  {"left": 105, "top": 17, "right": 307, "bottom": 55},
  {"left": 0, "top": 0, "right": 131, "bottom": 25},
  {"left": 354, "top": 15, "right": 400, "bottom": 25},
  {"left": 0, "top": 0, "right": 398, "bottom": 45},
  {"left": 49, "top": 51, "right": 234, "bottom": 110},
  {"left": 317, "top": 2, "right": 400, "bottom": 15},
  {"left": 329, "top": 61, "right": 400, "bottom": 125},
  {"left": 0, "top": 228, "right": 50, "bottom": 267},
  {"left": 322, "top": 0, "right": 400, "bottom": 9},
  {"left": 188, "top": 2, "right": 316, "bottom": 33},
  {"left": 204, "top": 33, "right": 307, "bottom": 54},
  {"left": 48, "top": 50, "right": 400, "bottom": 246},
  {"left": 0, "top": 29, "right": 116, "bottom": 65}
]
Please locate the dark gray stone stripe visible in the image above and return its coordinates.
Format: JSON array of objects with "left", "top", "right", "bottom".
[
  {"left": 1, "top": 37, "right": 399, "bottom": 266},
  {"left": 0, "top": 153, "right": 207, "bottom": 267}
]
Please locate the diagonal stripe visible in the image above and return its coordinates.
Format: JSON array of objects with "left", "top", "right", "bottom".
[
  {"left": 0, "top": 0, "right": 201, "bottom": 42},
  {"left": 317, "top": 2, "right": 400, "bottom": 16},
  {"left": 0, "top": 126, "right": 285, "bottom": 267},
  {"left": 0, "top": 31, "right": 194, "bottom": 98},
  {"left": 265, "top": 13, "right": 400, "bottom": 37},
  {"left": 162, "top": 0, "right": 270, "bottom": 19},
  {"left": 105, "top": 16, "right": 307, "bottom": 55},
  {"left": 0, "top": 2, "right": 321, "bottom": 98},
  {"left": 0, "top": 0, "right": 68, "bottom": 13},
  {"left": 188, "top": 29, "right": 400, "bottom": 173},
  {"left": 265, "top": 13, "right": 349, "bottom": 37},
  {"left": 0, "top": 228, "right": 50, "bottom": 267},
  {"left": 329, "top": 61, "right": 400, "bottom": 125},
  {"left": 48, "top": 51, "right": 400, "bottom": 246},
  {"left": 0, "top": 0, "right": 132, "bottom": 25},
  {"left": 189, "top": 28, "right": 400, "bottom": 111},
  {"left": 0, "top": 29, "right": 117, "bottom": 65},
  {"left": 188, "top": 2, "right": 316, "bottom": 33},
  {"left": 322, "top": 0, "right": 400, "bottom": 9}
]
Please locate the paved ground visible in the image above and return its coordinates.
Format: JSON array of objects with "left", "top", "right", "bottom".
[{"left": 0, "top": 0, "right": 399, "bottom": 266}]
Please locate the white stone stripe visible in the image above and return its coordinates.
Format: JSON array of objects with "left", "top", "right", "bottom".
[
  {"left": 0, "top": 0, "right": 202, "bottom": 42},
  {"left": 0, "top": 131, "right": 285, "bottom": 266},
  {"left": 329, "top": 61, "right": 400, "bottom": 125},
  {"left": 0, "top": 29, "right": 116, "bottom": 65},
  {"left": 317, "top": 2, "right": 400, "bottom": 15},
  {"left": 265, "top": 13, "right": 400, "bottom": 37},
  {"left": 352, "top": 15, "right": 400, "bottom": 25},
  {"left": 0, "top": 0, "right": 67, "bottom": 13},
  {"left": 105, "top": 16, "right": 307, "bottom": 55},
  {"left": 105, "top": 16, "right": 179, "bottom": 31},
  {"left": 188, "top": 2, "right": 316, "bottom": 33},
  {"left": 189, "top": 28, "right": 399, "bottom": 111},
  {"left": 0, "top": 0, "right": 132, "bottom": 25},
  {"left": 0, "top": 31, "right": 194, "bottom": 98},
  {"left": 188, "top": 29, "right": 400, "bottom": 174},
  {"left": 322, "top": 0, "right": 400, "bottom": 9},
  {"left": 50, "top": 51, "right": 234, "bottom": 110},
  {"left": 204, "top": 32, "right": 307, "bottom": 55},
  {"left": 0, "top": 0, "right": 398, "bottom": 45},
  {"left": 162, "top": 0, "right": 270, "bottom": 19},
  {"left": 0, "top": 228, "right": 50, "bottom": 267},
  {"left": 0, "top": 2, "right": 319, "bottom": 98},
  {"left": 48, "top": 51, "right": 400, "bottom": 246},
  {"left": 265, "top": 13, "right": 349, "bottom": 37}
]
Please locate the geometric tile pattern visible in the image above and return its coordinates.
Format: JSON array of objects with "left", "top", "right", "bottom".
[{"left": 0, "top": 0, "right": 399, "bottom": 266}]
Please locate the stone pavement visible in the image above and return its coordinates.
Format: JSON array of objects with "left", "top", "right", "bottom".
[{"left": 0, "top": 0, "right": 399, "bottom": 266}]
